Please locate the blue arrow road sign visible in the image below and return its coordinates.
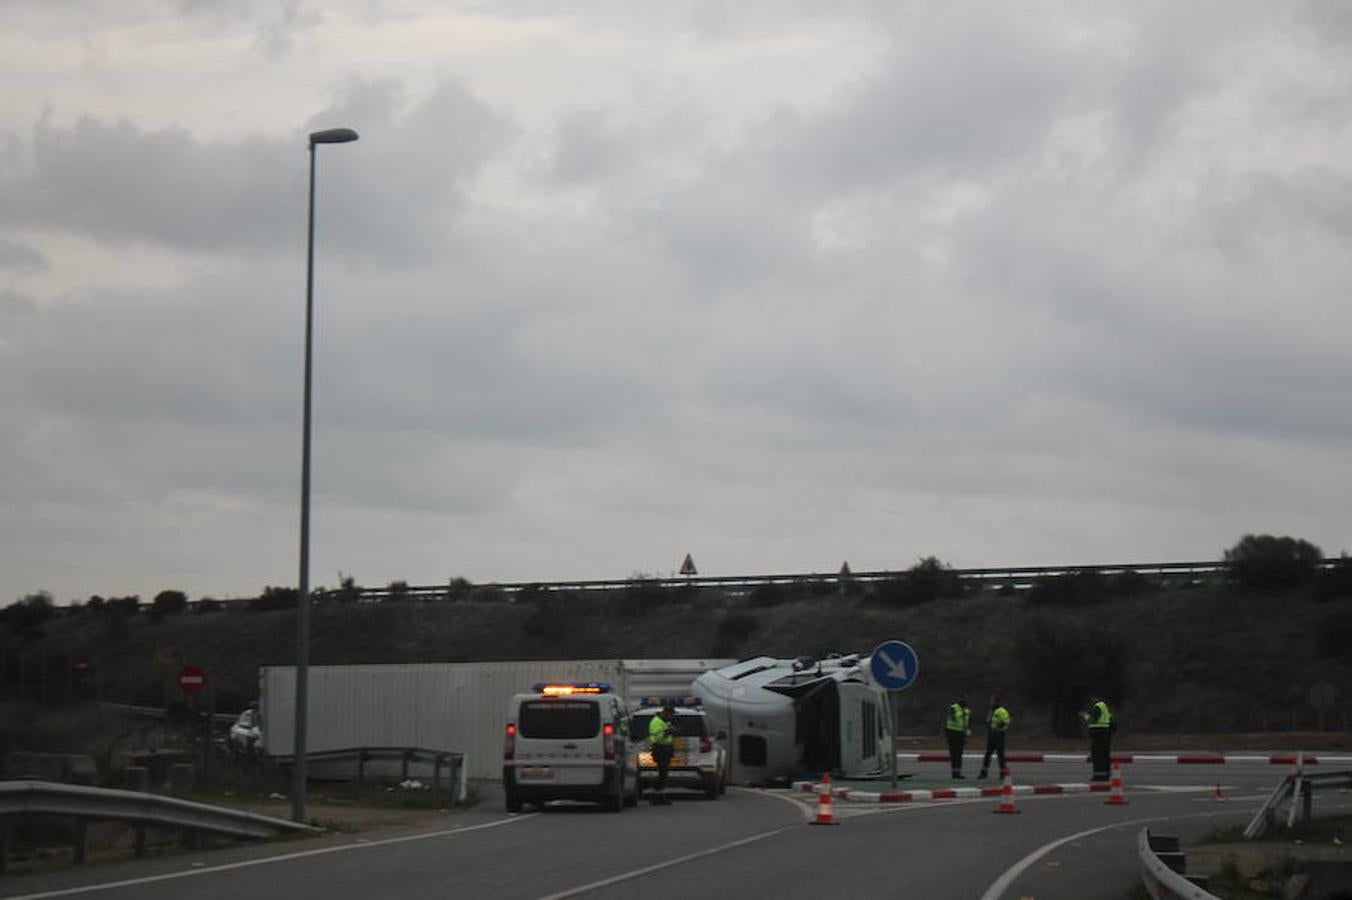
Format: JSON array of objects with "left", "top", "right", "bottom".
[{"left": 870, "top": 640, "right": 919, "bottom": 691}]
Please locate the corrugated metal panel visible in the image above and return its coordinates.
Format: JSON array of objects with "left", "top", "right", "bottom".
[{"left": 264, "top": 660, "right": 651, "bottom": 779}]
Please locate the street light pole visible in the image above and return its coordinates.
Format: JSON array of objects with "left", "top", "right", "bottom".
[{"left": 294, "top": 127, "right": 358, "bottom": 824}]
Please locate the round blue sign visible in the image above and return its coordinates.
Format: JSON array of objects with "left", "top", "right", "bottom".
[{"left": 870, "top": 640, "right": 919, "bottom": 691}]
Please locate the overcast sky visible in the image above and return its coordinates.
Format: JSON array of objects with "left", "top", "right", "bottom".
[{"left": 2, "top": 1, "right": 1350, "bottom": 604}]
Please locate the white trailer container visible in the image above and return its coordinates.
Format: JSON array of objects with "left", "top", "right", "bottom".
[{"left": 260, "top": 659, "right": 732, "bottom": 781}]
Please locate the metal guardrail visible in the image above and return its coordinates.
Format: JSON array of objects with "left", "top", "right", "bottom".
[
  {"left": 1137, "top": 828, "right": 1217, "bottom": 899},
  {"left": 272, "top": 747, "right": 468, "bottom": 803},
  {"left": 330, "top": 557, "right": 1350, "bottom": 603},
  {"left": 0, "top": 780, "right": 316, "bottom": 875},
  {"left": 1244, "top": 767, "right": 1352, "bottom": 838}
]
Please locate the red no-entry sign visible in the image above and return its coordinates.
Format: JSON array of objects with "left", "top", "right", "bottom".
[{"left": 177, "top": 665, "right": 208, "bottom": 694}]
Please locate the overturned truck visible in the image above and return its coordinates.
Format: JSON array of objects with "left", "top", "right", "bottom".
[{"left": 694, "top": 654, "right": 891, "bottom": 784}]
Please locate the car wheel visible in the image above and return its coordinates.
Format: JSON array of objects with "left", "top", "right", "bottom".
[
  {"left": 505, "top": 791, "right": 522, "bottom": 814},
  {"left": 606, "top": 777, "right": 624, "bottom": 813}
]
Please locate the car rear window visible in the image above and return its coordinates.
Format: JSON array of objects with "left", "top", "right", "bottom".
[
  {"left": 633, "top": 714, "right": 708, "bottom": 738},
  {"left": 519, "top": 701, "right": 601, "bottom": 739}
]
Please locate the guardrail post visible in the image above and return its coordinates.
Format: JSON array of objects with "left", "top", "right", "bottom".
[
  {"left": 135, "top": 823, "right": 147, "bottom": 858},
  {"left": 401, "top": 751, "right": 410, "bottom": 782},
  {"left": 73, "top": 818, "right": 89, "bottom": 864},
  {"left": 432, "top": 755, "right": 442, "bottom": 792},
  {"left": 357, "top": 750, "right": 366, "bottom": 783},
  {"left": 170, "top": 762, "right": 194, "bottom": 796},
  {"left": 1, "top": 817, "right": 10, "bottom": 875},
  {"left": 125, "top": 766, "right": 150, "bottom": 792}
]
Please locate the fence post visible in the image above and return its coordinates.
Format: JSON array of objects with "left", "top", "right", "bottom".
[{"left": 73, "top": 819, "right": 88, "bottom": 864}]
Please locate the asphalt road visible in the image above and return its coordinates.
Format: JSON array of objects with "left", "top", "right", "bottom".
[{"left": 5, "top": 758, "right": 1348, "bottom": 900}]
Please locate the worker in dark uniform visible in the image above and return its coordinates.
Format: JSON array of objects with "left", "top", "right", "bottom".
[
  {"left": 944, "top": 699, "right": 971, "bottom": 779},
  {"left": 977, "top": 695, "right": 1010, "bottom": 780},
  {"left": 648, "top": 704, "right": 675, "bottom": 805},
  {"left": 1082, "top": 696, "right": 1114, "bottom": 781}
]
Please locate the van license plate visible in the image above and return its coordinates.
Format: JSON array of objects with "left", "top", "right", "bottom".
[{"left": 519, "top": 767, "right": 552, "bottom": 780}]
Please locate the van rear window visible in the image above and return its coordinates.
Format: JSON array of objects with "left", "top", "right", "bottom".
[{"left": 520, "top": 701, "right": 601, "bottom": 739}]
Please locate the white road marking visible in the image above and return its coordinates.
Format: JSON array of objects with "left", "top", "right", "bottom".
[
  {"left": 5, "top": 815, "right": 538, "bottom": 900},
  {"left": 979, "top": 808, "right": 1255, "bottom": 900},
  {"left": 537, "top": 825, "right": 795, "bottom": 899}
]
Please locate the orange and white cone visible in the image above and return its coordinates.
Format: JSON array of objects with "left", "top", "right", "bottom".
[
  {"left": 811, "top": 772, "right": 839, "bottom": 825},
  {"left": 993, "top": 767, "right": 1020, "bottom": 814},
  {"left": 1104, "top": 761, "right": 1128, "bottom": 805}
]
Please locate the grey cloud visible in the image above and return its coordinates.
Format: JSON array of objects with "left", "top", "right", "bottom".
[
  {"left": 0, "top": 239, "right": 48, "bottom": 272},
  {"left": 0, "top": 76, "right": 510, "bottom": 265}
]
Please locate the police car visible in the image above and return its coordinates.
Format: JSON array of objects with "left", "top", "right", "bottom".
[
  {"left": 631, "top": 696, "right": 728, "bottom": 799},
  {"left": 502, "top": 682, "right": 640, "bottom": 813}
]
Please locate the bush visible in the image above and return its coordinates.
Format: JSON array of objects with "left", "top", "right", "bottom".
[
  {"left": 871, "top": 557, "right": 965, "bottom": 607},
  {"left": 1014, "top": 615, "right": 1130, "bottom": 736},
  {"left": 446, "top": 577, "right": 474, "bottom": 601},
  {"left": 747, "top": 583, "right": 792, "bottom": 607},
  {"left": 1224, "top": 534, "right": 1323, "bottom": 590},
  {"left": 151, "top": 590, "right": 188, "bottom": 618},
  {"left": 1, "top": 592, "right": 56, "bottom": 634},
  {"left": 249, "top": 586, "right": 297, "bottom": 611},
  {"left": 717, "top": 612, "right": 757, "bottom": 643},
  {"left": 1025, "top": 570, "right": 1107, "bottom": 607}
]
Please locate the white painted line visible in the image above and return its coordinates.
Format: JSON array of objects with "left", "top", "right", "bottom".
[
  {"left": 536, "top": 825, "right": 795, "bottom": 900},
  {"left": 5, "top": 815, "right": 537, "bottom": 900},
  {"left": 979, "top": 808, "right": 1257, "bottom": 900}
]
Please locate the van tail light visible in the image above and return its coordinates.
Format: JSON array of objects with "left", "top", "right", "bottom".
[
  {"left": 504, "top": 723, "right": 516, "bottom": 760},
  {"left": 603, "top": 722, "right": 616, "bottom": 760},
  {"left": 700, "top": 736, "right": 713, "bottom": 754}
]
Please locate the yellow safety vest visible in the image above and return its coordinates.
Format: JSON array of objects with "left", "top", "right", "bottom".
[
  {"left": 987, "top": 706, "right": 1010, "bottom": 732},
  {"left": 1088, "top": 700, "right": 1113, "bottom": 730},
  {"left": 946, "top": 703, "right": 970, "bottom": 734},
  {"left": 649, "top": 715, "right": 673, "bottom": 746}
]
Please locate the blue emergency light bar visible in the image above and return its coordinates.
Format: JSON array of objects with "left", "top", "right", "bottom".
[
  {"left": 532, "top": 682, "right": 613, "bottom": 695},
  {"left": 638, "top": 695, "right": 702, "bottom": 708}
]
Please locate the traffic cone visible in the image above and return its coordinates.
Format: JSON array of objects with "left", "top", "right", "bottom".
[
  {"left": 811, "top": 772, "right": 839, "bottom": 826},
  {"left": 1213, "top": 784, "right": 1227, "bottom": 802},
  {"left": 993, "top": 767, "right": 1020, "bottom": 814},
  {"left": 1105, "top": 761, "right": 1127, "bottom": 805}
]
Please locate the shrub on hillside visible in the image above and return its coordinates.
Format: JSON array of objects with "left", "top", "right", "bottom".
[
  {"left": 151, "top": 590, "right": 188, "bottom": 620},
  {"left": 717, "top": 612, "right": 757, "bottom": 643},
  {"left": 871, "top": 557, "right": 965, "bottom": 607},
  {"left": 1025, "top": 570, "right": 1108, "bottom": 607},
  {"left": 249, "top": 586, "right": 297, "bottom": 611},
  {"left": 748, "top": 583, "right": 791, "bottom": 607},
  {"left": 1223, "top": 534, "right": 1322, "bottom": 590},
  {"left": 1014, "top": 615, "right": 1130, "bottom": 737},
  {"left": 446, "top": 577, "right": 474, "bottom": 602},
  {"left": 1, "top": 592, "right": 56, "bottom": 634}
]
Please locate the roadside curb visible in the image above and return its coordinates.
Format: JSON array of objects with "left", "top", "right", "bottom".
[{"left": 792, "top": 780, "right": 1113, "bottom": 804}]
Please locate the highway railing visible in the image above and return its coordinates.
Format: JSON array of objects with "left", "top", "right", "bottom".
[
  {"left": 1244, "top": 767, "right": 1352, "bottom": 838},
  {"left": 271, "top": 747, "right": 468, "bottom": 803},
  {"left": 338, "top": 558, "right": 1277, "bottom": 603},
  {"left": 0, "top": 780, "right": 315, "bottom": 875},
  {"left": 1137, "top": 828, "right": 1217, "bottom": 899}
]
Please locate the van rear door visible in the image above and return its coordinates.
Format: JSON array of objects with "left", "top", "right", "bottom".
[{"left": 515, "top": 699, "right": 605, "bottom": 786}]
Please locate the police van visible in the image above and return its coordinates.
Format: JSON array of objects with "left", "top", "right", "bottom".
[{"left": 502, "top": 682, "right": 640, "bottom": 813}]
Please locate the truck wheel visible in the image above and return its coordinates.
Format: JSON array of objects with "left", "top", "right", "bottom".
[{"left": 506, "top": 791, "right": 522, "bottom": 814}]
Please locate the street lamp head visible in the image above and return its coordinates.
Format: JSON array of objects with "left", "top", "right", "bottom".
[{"left": 309, "top": 128, "right": 359, "bottom": 146}]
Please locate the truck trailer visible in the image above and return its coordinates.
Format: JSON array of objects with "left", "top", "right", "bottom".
[{"left": 258, "top": 659, "right": 732, "bottom": 781}]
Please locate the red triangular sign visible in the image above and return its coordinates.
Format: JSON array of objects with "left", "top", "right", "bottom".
[{"left": 680, "top": 553, "right": 698, "bottom": 576}]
